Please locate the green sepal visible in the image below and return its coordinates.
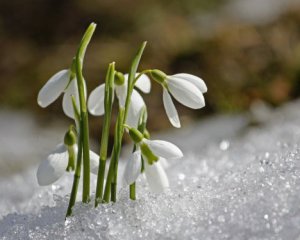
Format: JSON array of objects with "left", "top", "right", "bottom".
[
  {"left": 115, "top": 71, "right": 125, "bottom": 86},
  {"left": 128, "top": 127, "right": 144, "bottom": 143},
  {"left": 64, "top": 126, "right": 77, "bottom": 146},
  {"left": 140, "top": 142, "right": 158, "bottom": 164},
  {"left": 150, "top": 69, "right": 167, "bottom": 84}
]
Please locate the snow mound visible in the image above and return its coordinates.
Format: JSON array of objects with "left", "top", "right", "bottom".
[{"left": 1, "top": 101, "right": 300, "bottom": 239}]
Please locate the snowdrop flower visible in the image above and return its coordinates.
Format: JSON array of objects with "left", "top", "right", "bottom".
[
  {"left": 37, "top": 69, "right": 84, "bottom": 119},
  {"left": 88, "top": 72, "right": 151, "bottom": 127},
  {"left": 150, "top": 70, "right": 207, "bottom": 128},
  {"left": 37, "top": 130, "right": 100, "bottom": 186},
  {"left": 123, "top": 127, "right": 183, "bottom": 193}
]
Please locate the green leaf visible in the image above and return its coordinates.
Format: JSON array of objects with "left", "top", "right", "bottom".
[
  {"left": 76, "top": 22, "right": 97, "bottom": 64},
  {"left": 126, "top": 41, "right": 147, "bottom": 106}
]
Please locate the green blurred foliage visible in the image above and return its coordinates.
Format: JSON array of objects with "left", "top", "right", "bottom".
[{"left": 0, "top": 0, "right": 300, "bottom": 137}]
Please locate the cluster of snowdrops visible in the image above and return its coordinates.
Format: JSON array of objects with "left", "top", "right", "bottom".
[{"left": 36, "top": 23, "right": 207, "bottom": 217}]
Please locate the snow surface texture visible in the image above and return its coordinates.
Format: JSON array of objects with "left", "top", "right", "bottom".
[
  {"left": 1, "top": 100, "right": 300, "bottom": 239},
  {"left": 0, "top": 110, "right": 66, "bottom": 177}
]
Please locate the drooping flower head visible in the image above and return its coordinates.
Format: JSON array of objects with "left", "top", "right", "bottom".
[
  {"left": 123, "top": 126, "right": 183, "bottom": 193},
  {"left": 150, "top": 69, "right": 207, "bottom": 128},
  {"left": 37, "top": 65, "right": 86, "bottom": 119},
  {"left": 36, "top": 128, "right": 100, "bottom": 186}
]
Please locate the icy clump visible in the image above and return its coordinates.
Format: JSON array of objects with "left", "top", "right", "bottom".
[{"left": 1, "top": 100, "right": 300, "bottom": 239}]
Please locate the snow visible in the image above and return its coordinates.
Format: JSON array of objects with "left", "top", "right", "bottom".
[{"left": 1, "top": 100, "right": 300, "bottom": 239}]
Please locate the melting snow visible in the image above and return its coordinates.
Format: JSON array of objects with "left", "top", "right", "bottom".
[{"left": 1, "top": 100, "right": 300, "bottom": 239}]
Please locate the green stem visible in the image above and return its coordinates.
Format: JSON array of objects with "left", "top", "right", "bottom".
[
  {"left": 111, "top": 182, "right": 116, "bottom": 202},
  {"left": 103, "top": 108, "right": 124, "bottom": 202},
  {"left": 103, "top": 42, "right": 147, "bottom": 203},
  {"left": 129, "top": 183, "right": 136, "bottom": 200},
  {"left": 95, "top": 62, "right": 115, "bottom": 207},
  {"left": 103, "top": 144, "right": 121, "bottom": 202},
  {"left": 95, "top": 160, "right": 106, "bottom": 205},
  {"left": 129, "top": 107, "right": 148, "bottom": 200},
  {"left": 81, "top": 112, "right": 90, "bottom": 203},
  {"left": 66, "top": 120, "right": 83, "bottom": 218},
  {"left": 102, "top": 146, "right": 116, "bottom": 202},
  {"left": 112, "top": 107, "right": 126, "bottom": 202},
  {"left": 71, "top": 95, "right": 81, "bottom": 122},
  {"left": 75, "top": 23, "right": 96, "bottom": 203},
  {"left": 124, "top": 42, "right": 147, "bottom": 121}
]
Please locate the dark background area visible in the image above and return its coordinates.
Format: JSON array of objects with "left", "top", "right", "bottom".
[{"left": 0, "top": 0, "right": 300, "bottom": 140}]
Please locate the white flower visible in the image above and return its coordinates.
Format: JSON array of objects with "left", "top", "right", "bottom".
[
  {"left": 123, "top": 150, "right": 170, "bottom": 193},
  {"left": 37, "top": 69, "right": 84, "bottom": 119},
  {"left": 162, "top": 73, "right": 207, "bottom": 128},
  {"left": 142, "top": 139, "right": 183, "bottom": 160},
  {"left": 88, "top": 73, "right": 151, "bottom": 127},
  {"left": 36, "top": 143, "right": 99, "bottom": 186},
  {"left": 123, "top": 137, "right": 182, "bottom": 193}
]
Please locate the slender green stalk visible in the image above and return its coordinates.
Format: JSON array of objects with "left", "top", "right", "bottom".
[
  {"left": 111, "top": 108, "right": 124, "bottom": 202},
  {"left": 95, "top": 160, "right": 106, "bottom": 203},
  {"left": 95, "top": 62, "right": 115, "bottom": 207},
  {"left": 116, "top": 42, "right": 147, "bottom": 196},
  {"left": 129, "top": 107, "right": 148, "bottom": 200},
  {"left": 129, "top": 144, "right": 137, "bottom": 200},
  {"left": 103, "top": 41, "right": 147, "bottom": 203},
  {"left": 75, "top": 23, "right": 96, "bottom": 203},
  {"left": 66, "top": 124, "right": 83, "bottom": 217},
  {"left": 103, "top": 109, "right": 124, "bottom": 202},
  {"left": 111, "top": 183, "right": 116, "bottom": 202},
  {"left": 71, "top": 95, "right": 81, "bottom": 122},
  {"left": 124, "top": 42, "right": 147, "bottom": 120},
  {"left": 129, "top": 183, "right": 136, "bottom": 200}
]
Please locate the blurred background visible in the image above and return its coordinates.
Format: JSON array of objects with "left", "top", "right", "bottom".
[{"left": 1, "top": 0, "right": 300, "bottom": 175}]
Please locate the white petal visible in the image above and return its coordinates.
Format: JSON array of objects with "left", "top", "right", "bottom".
[
  {"left": 115, "top": 82, "right": 128, "bottom": 108},
  {"left": 87, "top": 84, "right": 106, "bottom": 116},
  {"left": 126, "top": 89, "right": 145, "bottom": 128},
  {"left": 163, "top": 89, "right": 181, "bottom": 128},
  {"left": 143, "top": 139, "right": 183, "bottom": 159},
  {"left": 172, "top": 73, "right": 207, "bottom": 93},
  {"left": 123, "top": 151, "right": 142, "bottom": 185},
  {"left": 37, "top": 69, "right": 70, "bottom": 108},
  {"left": 62, "top": 79, "right": 79, "bottom": 119},
  {"left": 167, "top": 77, "right": 205, "bottom": 109},
  {"left": 89, "top": 150, "right": 100, "bottom": 175},
  {"left": 144, "top": 161, "right": 169, "bottom": 193},
  {"left": 135, "top": 73, "right": 151, "bottom": 93},
  {"left": 36, "top": 143, "right": 68, "bottom": 186}
]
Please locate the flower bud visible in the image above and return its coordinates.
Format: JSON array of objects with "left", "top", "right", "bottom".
[
  {"left": 150, "top": 69, "right": 166, "bottom": 84},
  {"left": 64, "top": 127, "right": 77, "bottom": 146},
  {"left": 115, "top": 71, "right": 125, "bottom": 85}
]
